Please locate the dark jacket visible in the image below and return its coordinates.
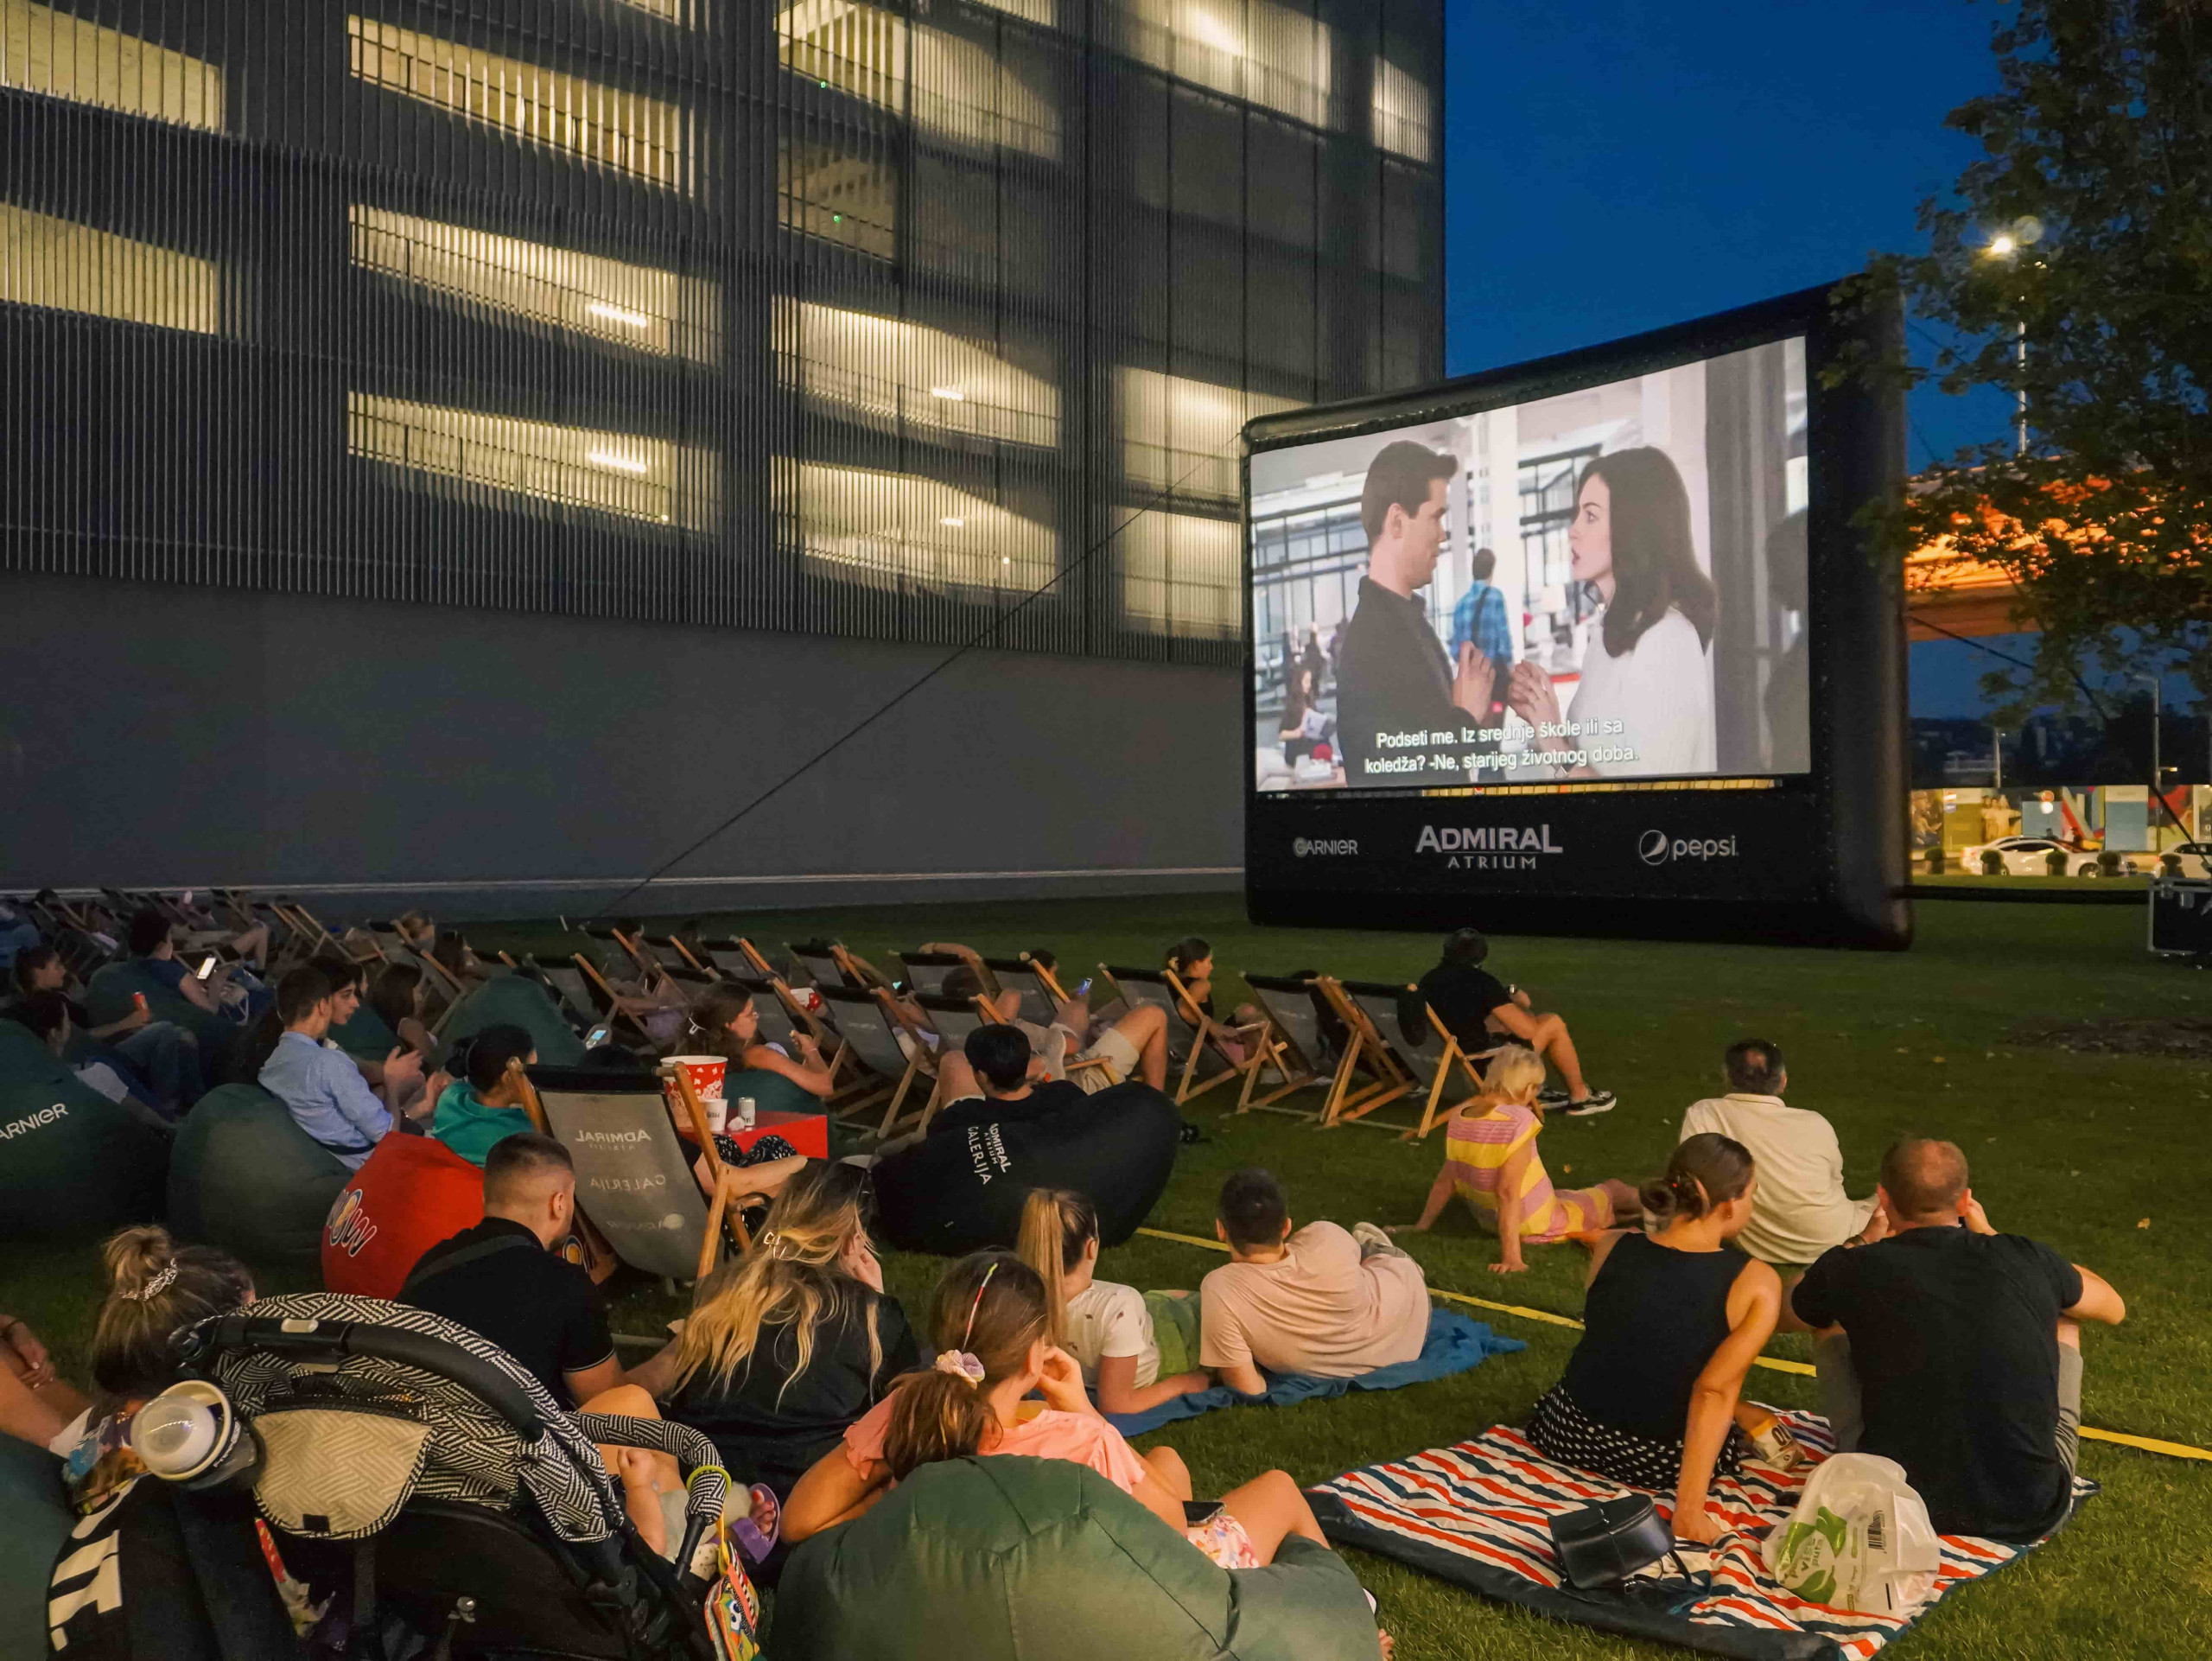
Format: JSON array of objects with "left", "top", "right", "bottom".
[{"left": 1334, "top": 576, "right": 1495, "bottom": 784}]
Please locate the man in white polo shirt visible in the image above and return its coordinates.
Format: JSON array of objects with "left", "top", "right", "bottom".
[{"left": 1679, "top": 1039, "right": 1879, "bottom": 1265}]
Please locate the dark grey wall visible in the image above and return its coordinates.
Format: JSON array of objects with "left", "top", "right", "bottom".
[{"left": 0, "top": 573, "right": 1245, "bottom": 915}]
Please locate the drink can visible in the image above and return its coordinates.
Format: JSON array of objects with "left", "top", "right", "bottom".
[
  {"left": 132, "top": 992, "right": 148, "bottom": 1013},
  {"left": 735, "top": 1095, "right": 757, "bottom": 1132}
]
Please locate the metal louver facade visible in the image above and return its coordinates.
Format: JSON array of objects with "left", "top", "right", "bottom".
[{"left": 1, "top": 0, "right": 1442, "bottom": 667}]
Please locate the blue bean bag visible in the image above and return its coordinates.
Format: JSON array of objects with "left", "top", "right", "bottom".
[
  {"left": 774, "top": 1454, "right": 1381, "bottom": 1660},
  {"left": 872, "top": 1081, "right": 1182, "bottom": 1256},
  {"left": 166, "top": 1082, "right": 351, "bottom": 1273},
  {"left": 0, "top": 1048, "right": 169, "bottom": 1240}
]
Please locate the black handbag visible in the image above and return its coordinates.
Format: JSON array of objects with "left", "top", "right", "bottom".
[{"left": 1549, "top": 1495, "right": 1688, "bottom": 1589}]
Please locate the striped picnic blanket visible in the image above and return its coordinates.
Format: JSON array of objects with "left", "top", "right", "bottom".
[{"left": 1310, "top": 1410, "right": 2096, "bottom": 1661}]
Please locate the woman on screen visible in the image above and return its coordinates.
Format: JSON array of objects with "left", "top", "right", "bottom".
[{"left": 1506, "top": 447, "right": 1716, "bottom": 778}]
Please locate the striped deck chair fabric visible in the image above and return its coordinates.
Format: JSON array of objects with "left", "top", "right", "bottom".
[{"left": 1311, "top": 1410, "right": 2096, "bottom": 1660}]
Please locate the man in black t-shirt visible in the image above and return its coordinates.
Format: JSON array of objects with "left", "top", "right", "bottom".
[
  {"left": 1414, "top": 929, "right": 1615, "bottom": 1116},
  {"left": 928, "top": 1022, "right": 1090, "bottom": 1135},
  {"left": 402, "top": 1133, "right": 620, "bottom": 1408},
  {"left": 1784, "top": 1137, "right": 2126, "bottom": 1542}
]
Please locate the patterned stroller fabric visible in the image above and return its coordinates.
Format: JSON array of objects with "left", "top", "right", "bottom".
[
  {"left": 184, "top": 1291, "right": 727, "bottom": 1548},
  {"left": 1309, "top": 1410, "right": 2098, "bottom": 1661}
]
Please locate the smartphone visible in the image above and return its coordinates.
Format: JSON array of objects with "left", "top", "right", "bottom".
[
  {"left": 195, "top": 955, "right": 217, "bottom": 980},
  {"left": 583, "top": 1023, "right": 612, "bottom": 1048},
  {"left": 1182, "top": 1499, "right": 1224, "bottom": 1525},
  {"left": 1075, "top": 977, "right": 1093, "bottom": 998}
]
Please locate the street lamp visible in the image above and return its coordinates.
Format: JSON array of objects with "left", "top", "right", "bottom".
[
  {"left": 2133, "top": 673, "right": 2168, "bottom": 843},
  {"left": 1980, "top": 222, "right": 2042, "bottom": 456}
]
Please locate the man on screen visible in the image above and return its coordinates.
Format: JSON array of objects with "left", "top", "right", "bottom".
[{"left": 1334, "top": 442, "right": 1502, "bottom": 784}]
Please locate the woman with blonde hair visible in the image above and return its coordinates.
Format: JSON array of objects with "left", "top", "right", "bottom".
[
  {"left": 634, "top": 1162, "right": 918, "bottom": 1526},
  {"left": 1017, "top": 1188, "right": 1210, "bottom": 1416},
  {"left": 1391, "top": 1045, "right": 1638, "bottom": 1271}
]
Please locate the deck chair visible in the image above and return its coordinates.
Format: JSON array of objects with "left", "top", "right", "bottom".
[
  {"left": 582, "top": 924, "right": 667, "bottom": 995},
  {"left": 658, "top": 964, "right": 718, "bottom": 1010},
  {"left": 569, "top": 953, "right": 658, "bottom": 1045},
  {"left": 360, "top": 920, "right": 411, "bottom": 961},
  {"left": 698, "top": 935, "right": 785, "bottom": 984},
  {"left": 274, "top": 899, "right": 346, "bottom": 959},
  {"left": 645, "top": 932, "right": 712, "bottom": 975},
  {"left": 410, "top": 947, "right": 476, "bottom": 1035},
  {"left": 1096, "top": 964, "right": 1270, "bottom": 1109},
  {"left": 785, "top": 939, "right": 849, "bottom": 991},
  {"left": 893, "top": 950, "right": 993, "bottom": 1000},
  {"left": 524, "top": 954, "right": 601, "bottom": 1033},
  {"left": 1311, "top": 977, "right": 1423, "bottom": 1130},
  {"left": 981, "top": 955, "right": 1058, "bottom": 1026},
  {"left": 518, "top": 1063, "right": 746, "bottom": 1284},
  {"left": 54, "top": 926, "right": 120, "bottom": 989},
  {"left": 906, "top": 990, "right": 997, "bottom": 1137},
  {"left": 810, "top": 983, "right": 929, "bottom": 1138},
  {"left": 1236, "top": 974, "right": 1338, "bottom": 1118},
  {"left": 1354, "top": 986, "right": 1501, "bottom": 1141}
]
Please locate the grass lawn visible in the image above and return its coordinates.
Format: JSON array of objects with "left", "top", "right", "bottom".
[{"left": 11, "top": 894, "right": 2211, "bottom": 1657}]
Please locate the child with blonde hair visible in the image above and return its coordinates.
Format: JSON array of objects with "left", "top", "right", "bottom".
[
  {"left": 1017, "top": 1188, "right": 1210, "bottom": 1416},
  {"left": 1392, "top": 1046, "right": 1638, "bottom": 1273}
]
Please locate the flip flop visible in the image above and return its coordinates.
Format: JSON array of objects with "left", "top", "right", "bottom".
[{"left": 728, "top": 1482, "right": 781, "bottom": 1564}]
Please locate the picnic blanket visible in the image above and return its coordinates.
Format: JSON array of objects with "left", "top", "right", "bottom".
[
  {"left": 1309, "top": 1410, "right": 2097, "bottom": 1661},
  {"left": 1103, "top": 1310, "right": 1524, "bottom": 1437}
]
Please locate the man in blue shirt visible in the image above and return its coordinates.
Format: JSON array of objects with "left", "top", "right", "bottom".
[
  {"left": 1448, "top": 548, "right": 1515, "bottom": 673},
  {"left": 259, "top": 963, "right": 423, "bottom": 1169}
]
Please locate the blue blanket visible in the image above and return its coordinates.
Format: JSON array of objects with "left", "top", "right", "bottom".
[{"left": 1103, "top": 1309, "right": 1525, "bottom": 1436}]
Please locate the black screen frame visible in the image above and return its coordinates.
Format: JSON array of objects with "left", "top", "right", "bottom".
[{"left": 1241, "top": 280, "right": 1910, "bottom": 949}]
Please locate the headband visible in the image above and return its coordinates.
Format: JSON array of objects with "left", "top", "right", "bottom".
[
  {"left": 960, "top": 1261, "right": 998, "bottom": 1353},
  {"left": 123, "top": 1262, "right": 179, "bottom": 1302}
]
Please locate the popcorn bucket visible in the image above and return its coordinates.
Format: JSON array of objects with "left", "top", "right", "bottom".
[{"left": 664, "top": 1055, "right": 730, "bottom": 1136}]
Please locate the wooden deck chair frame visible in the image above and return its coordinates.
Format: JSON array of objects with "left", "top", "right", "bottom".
[
  {"left": 647, "top": 933, "right": 714, "bottom": 977},
  {"left": 723, "top": 972, "right": 870, "bottom": 1109},
  {"left": 893, "top": 950, "right": 996, "bottom": 1002},
  {"left": 1396, "top": 1004, "right": 1500, "bottom": 1141},
  {"left": 1311, "top": 977, "right": 1420, "bottom": 1130},
  {"left": 1096, "top": 964, "right": 1268, "bottom": 1108},
  {"left": 979, "top": 955, "right": 1058, "bottom": 1027},
  {"left": 783, "top": 940, "right": 849, "bottom": 991},
  {"left": 1230, "top": 974, "right": 1333, "bottom": 1119},
  {"left": 904, "top": 990, "right": 1006, "bottom": 1138},
  {"left": 658, "top": 1061, "right": 759, "bottom": 1276},
  {"left": 276, "top": 900, "right": 346, "bottom": 959},
  {"left": 804, "top": 984, "right": 926, "bottom": 1138},
  {"left": 505, "top": 1065, "right": 622, "bottom": 1285},
  {"left": 1162, "top": 964, "right": 1287, "bottom": 1109},
  {"left": 524, "top": 953, "right": 600, "bottom": 1032},
  {"left": 571, "top": 952, "right": 658, "bottom": 1044},
  {"left": 587, "top": 924, "right": 670, "bottom": 996}
]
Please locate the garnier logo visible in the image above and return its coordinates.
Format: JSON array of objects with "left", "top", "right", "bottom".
[{"left": 1294, "top": 837, "right": 1359, "bottom": 857}]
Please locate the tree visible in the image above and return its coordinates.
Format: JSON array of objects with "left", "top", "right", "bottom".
[{"left": 1865, "top": 0, "right": 2212, "bottom": 724}]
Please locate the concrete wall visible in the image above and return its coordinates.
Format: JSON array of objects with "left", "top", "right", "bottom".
[{"left": 0, "top": 573, "right": 1246, "bottom": 916}]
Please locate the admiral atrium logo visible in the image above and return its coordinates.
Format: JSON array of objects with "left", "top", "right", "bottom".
[{"left": 1414, "top": 824, "right": 1564, "bottom": 871}]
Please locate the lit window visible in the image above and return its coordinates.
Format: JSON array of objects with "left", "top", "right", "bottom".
[
  {"left": 0, "top": 201, "right": 220, "bottom": 333},
  {"left": 958, "top": 0, "right": 1054, "bottom": 22},
  {"left": 1107, "top": 0, "right": 1332, "bottom": 129},
  {"left": 346, "top": 16, "right": 694, "bottom": 193},
  {"left": 1119, "top": 511, "right": 1241, "bottom": 636},
  {"left": 0, "top": 0, "right": 222, "bottom": 130},
  {"left": 785, "top": 462, "right": 1056, "bottom": 593},
  {"left": 347, "top": 392, "right": 718, "bottom": 529},
  {"left": 777, "top": 300, "right": 1058, "bottom": 448},
  {"left": 613, "top": 0, "right": 694, "bottom": 19},
  {"left": 348, "top": 207, "right": 718, "bottom": 362},
  {"left": 779, "top": 137, "right": 898, "bottom": 258},
  {"left": 1117, "top": 367, "right": 1301, "bottom": 501},
  {"left": 778, "top": 0, "right": 1060, "bottom": 160},
  {"left": 1371, "top": 60, "right": 1430, "bottom": 162}
]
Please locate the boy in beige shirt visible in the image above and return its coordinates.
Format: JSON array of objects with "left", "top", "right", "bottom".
[{"left": 1199, "top": 1168, "right": 1430, "bottom": 1391}]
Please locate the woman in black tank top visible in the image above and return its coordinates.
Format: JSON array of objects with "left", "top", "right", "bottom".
[{"left": 1527, "top": 1133, "right": 1782, "bottom": 1544}]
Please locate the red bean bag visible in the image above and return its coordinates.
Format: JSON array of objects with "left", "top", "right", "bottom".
[{"left": 321, "top": 1133, "right": 486, "bottom": 1298}]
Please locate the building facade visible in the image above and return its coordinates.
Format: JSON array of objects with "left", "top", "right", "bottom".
[{"left": 1, "top": 0, "right": 1443, "bottom": 670}]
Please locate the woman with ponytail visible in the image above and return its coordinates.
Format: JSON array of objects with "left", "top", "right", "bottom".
[
  {"left": 1525, "top": 1134, "right": 1782, "bottom": 1543},
  {"left": 783, "top": 1251, "right": 1332, "bottom": 1576},
  {"left": 636, "top": 1161, "right": 918, "bottom": 1511},
  {"left": 1017, "top": 1189, "right": 1210, "bottom": 1416}
]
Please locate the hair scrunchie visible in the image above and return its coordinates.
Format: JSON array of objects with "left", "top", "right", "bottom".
[
  {"left": 934, "top": 1351, "right": 985, "bottom": 1385},
  {"left": 123, "top": 1262, "right": 180, "bottom": 1302}
]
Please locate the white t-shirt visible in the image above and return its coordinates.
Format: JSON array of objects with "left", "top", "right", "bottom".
[
  {"left": 1063, "top": 1279, "right": 1159, "bottom": 1388},
  {"left": 1568, "top": 607, "right": 1715, "bottom": 777},
  {"left": 1679, "top": 1092, "right": 1876, "bottom": 1265}
]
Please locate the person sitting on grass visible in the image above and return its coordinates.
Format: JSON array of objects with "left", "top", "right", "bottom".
[
  {"left": 782, "top": 1250, "right": 1351, "bottom": 1591},
  {"left": 1525, "top": 1134, "right": 1780, "bottom": 1544},
  {"left": 1781, "top": 1136, "right": 2126, "bottom": 1542},
  {"left": 259, "top": 963, "right": 425, "bottom": 1170},
  {"left": 938, "top": 961, "right": 1169, "bottom": 1093},
  {"left": 1391, "top": 1045, "right": 1638, "bottom": 1272},
  {"left": 429, "top": 1024, "right": 542, "bottom": 1165},
  {"left": 1416, "top": 926, "right": 1615, "bottom": 1116},
  {"left": 1018, "top": 1187, "right": 1211, "bottom": 1416},
  {"left": 1680, "top": 1038, "right": 1881, "bottom": 1265},
  {"left": 632, "top": 1162, "right": 919, "bottom": 1553},
  {"left": 400, "top": 1134, "right": 696, "bottom": 1556},
  {"left": 1199, "top": 1168, "right": 1430, "bottom": 1392}
]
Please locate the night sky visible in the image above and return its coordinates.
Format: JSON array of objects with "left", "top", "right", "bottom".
[{"left": 1442, "top": 0, "right": 2018, "bottom": 468}]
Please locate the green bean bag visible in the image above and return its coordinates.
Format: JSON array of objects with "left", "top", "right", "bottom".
[
  {"left": 165, "top": 1082, "right": 350, "bottom": 1275},
  {"left": 329, "top": 1000, "right": 401, "bottom": 1060},
  {"left": 0, "top": 1433, "right": 71, "bottom": 1661},
  {"left": 772, "top": 1455, "right": 1381, "bottom": 1661},
  {"left": 84, "top": 960, "right": 239, "bottom": 1072},
  {"left": 439, "top": 976, "right": 585, "bottom": 1067},
  {"left": 0, "top": 1017, "right": 69, "bottom": 1087},
  {"left": 0, "top": 1067, "right": 169, "bottom": 1240}
]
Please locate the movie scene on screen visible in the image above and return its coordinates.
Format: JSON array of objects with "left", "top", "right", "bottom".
[{"left": 1250, "top": 340, "right": 1809, "bottom": 793}]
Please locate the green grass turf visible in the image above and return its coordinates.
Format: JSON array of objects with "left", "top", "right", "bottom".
[{"left": 10, "top": 894, "right": 2211, "bottom": 1656}]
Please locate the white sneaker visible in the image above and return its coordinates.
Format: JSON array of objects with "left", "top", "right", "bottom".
[
  {"left": 1563, "top": 1090, "right": 1618, "bottom": 1117},
  {"left": 1536, "top": 1085, "right": 1572, "bottom": 1106},
  {"left": 1351, "top": 1221, "right": 1407, "bottom": 1258}
]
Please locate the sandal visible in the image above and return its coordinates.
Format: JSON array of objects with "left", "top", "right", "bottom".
[{"left": 728, "top": 1482, "right": 780, "bottom": 1564}]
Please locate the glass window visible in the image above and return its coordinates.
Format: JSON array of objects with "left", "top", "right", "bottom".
[
  {"left": 0, "top": 0, "right": 222, "bottom": 130},
  {"left": 0, "top": 200, "right": 220, "bottom": 334}
]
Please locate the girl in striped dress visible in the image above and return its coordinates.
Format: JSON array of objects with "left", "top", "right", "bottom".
[{"left": 1390, "top": 1047, "right": 1638, "bottom": 1272}]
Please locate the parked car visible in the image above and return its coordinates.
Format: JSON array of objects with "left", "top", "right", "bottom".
[
  {"left": 2156, "top": 841, "right": 2212, "bottom": 880},
  {"left": 1957, "top": 836, "right": 2143, "bottom": 877}
]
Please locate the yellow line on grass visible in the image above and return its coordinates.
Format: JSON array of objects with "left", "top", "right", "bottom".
[{"left": 1133, "top": 1225, "right": 2212, "bottom": 1464}]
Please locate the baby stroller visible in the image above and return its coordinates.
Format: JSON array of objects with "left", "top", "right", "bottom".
[{"left": 164, "top": 1291, "right": 732, "bottom": 1660}]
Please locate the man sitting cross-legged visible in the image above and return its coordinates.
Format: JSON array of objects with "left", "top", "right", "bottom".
[
  {"left": 1416, "top": 927, "right": 1615, "bottom": 1117},
  {"left": 1781, "top": 1136, "right": 2126, "bottom": 1541},
  {"left": 1680, "top": 1038, "right": 1882, "bottom": 1266},
  {"left": 937, "top": 960, "right": 1169, "bottom": 1093},
  {"left": 1199, "top": 1168, "right": 1430, "bottom": 1395}
]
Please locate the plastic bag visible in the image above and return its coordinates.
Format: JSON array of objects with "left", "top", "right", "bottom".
[{"left": 1764, "top": 1453, "right": 1941, "bottom": 1615}]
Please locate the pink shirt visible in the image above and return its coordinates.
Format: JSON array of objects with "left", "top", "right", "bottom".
[{"left": 842, "top": 1392, "right": 1151, "bottom": 1494}]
